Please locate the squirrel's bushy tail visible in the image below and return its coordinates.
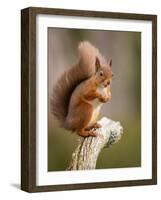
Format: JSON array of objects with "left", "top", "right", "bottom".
[{"left": 51, "top": 41, "right": 106, "bottom": 128}]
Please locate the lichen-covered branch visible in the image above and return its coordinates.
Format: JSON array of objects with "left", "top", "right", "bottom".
[{"left": 67, "top": 117, "right": 123, "bottom": 170}]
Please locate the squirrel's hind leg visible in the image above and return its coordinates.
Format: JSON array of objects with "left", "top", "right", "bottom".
[
  {"left": 76, "top": 103, "right": 97, "bottom": 137},
  {"left": 67, "top": 101, "right": 97, "bottom": 137}
]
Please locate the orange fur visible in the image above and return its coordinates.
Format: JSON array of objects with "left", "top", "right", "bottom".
[{"left": 51, "top": 41, "right": 113, "bottom": 137}]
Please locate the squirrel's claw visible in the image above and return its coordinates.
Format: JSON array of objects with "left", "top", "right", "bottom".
[
  {"left": 88, "top": 131, "right": 97, "bottom": 137},
  {"left": 86, "top": 122, "right": 102, "bottom": 130},
  {"left": 93, "top": 122, "right": 102, "bottom": 129},
  {"left": 78, "top": 129, "right": 97, "bottom": 137}
]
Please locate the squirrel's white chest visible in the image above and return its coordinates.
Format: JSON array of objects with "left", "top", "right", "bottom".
[
  {"left": 89, "top": 100, "right": 102, "bottom": 126},
  {"left": 88, "top": 86, "right": 107, "bottom": 126}
]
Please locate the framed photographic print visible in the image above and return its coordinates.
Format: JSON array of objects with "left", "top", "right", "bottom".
[{"left": 21, "top": 7, "right": 157, "bottom": 192}]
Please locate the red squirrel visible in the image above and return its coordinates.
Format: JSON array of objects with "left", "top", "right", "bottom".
[{"left": 51, "top": 41, "right": 113, "bottom": 137}]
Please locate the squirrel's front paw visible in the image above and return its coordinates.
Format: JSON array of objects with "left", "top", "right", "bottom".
[{"left": 99, "top": 96, "right": 110, "bottom": 103}]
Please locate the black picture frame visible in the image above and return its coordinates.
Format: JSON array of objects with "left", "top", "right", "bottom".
[{"left": 21, "top": 7, "right": 157, "bottom": 192}]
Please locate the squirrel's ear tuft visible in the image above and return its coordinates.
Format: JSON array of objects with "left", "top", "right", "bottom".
[
  {"left": 95, "top": 57, "right": 101, "bottom": 72},
  {"left": 109, "top": 59, "right": 112, "bottom": 68}
]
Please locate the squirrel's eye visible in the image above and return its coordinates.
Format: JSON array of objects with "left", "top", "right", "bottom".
[{"left": 99, "top": 71, "right": 103, "bottom": 76}]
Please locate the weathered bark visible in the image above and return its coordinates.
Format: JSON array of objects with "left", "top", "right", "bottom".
[{"left": 67, "top": 117, "right": 123, "bottom": 170}]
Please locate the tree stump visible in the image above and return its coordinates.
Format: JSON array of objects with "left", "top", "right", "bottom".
[{"left": 67, "top": 117, "right": 123, "bottom": 170}]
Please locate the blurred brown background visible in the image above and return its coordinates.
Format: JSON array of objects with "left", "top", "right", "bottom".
[{"left": 48, "top": 28, "right": 141, "bottom": 171}]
